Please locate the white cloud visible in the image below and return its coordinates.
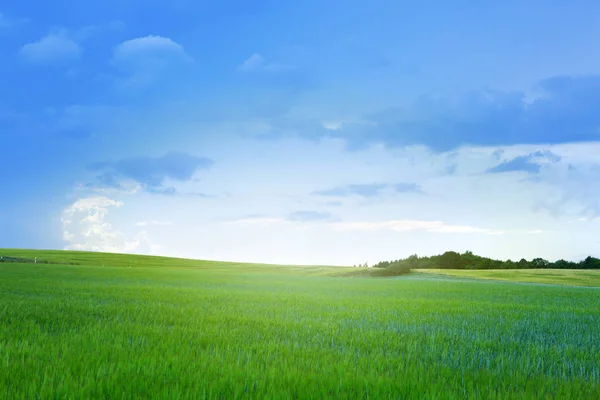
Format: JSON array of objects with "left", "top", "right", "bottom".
[
  {"left": 329, "top": 220, "right": 504, "bottom": 234},
  {"left": 238, "top": 53, "right": 264, "bottom": 71},
  {"left": 111, "top": 35, "right": 192, "bottom": 88},
  {"left": 531, "top": 155, "right": 600, "bottom": 220},
  {"left": 224, "top": 216, "right": 289, "bottom": 227},
  {"left": 322, "top": 119, "right": 376, "bottom": 131},
  {"left": 87, "top": 181, "right": 142, "bottom": 196},
  {"left": 322, "top": 121, "right": 344, "bottom": 131},
  {"left": 237, "top": 53, "right": 292, "bottom": 72},
  {"left": 20, "top": 31, "right": 81, "bottom": 64},
  {"left": 224, "top": 215, "right": 506, "bottom": 235},
  {"left": 61, "top": 196, "right": 160, "bottom": 254},
  {"left": 134, "top": 220, "right": 172, "bottom": 227},
  {"left": 113, "top": 35, "right": 192, "bottom": 65}
]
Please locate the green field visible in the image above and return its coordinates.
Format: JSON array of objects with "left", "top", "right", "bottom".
[
  {"left": 418, "top": 268, "right": 600, "bottom": 287},
  {"left": 1, "top": 250, "right": 599, "bottom": 398}
]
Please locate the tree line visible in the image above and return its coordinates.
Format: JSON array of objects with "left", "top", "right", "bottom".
[{"left": 372, "top": 251, "right": 600, "bottom": 271}]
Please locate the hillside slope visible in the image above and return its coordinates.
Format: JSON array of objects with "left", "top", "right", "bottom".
[{"left": 0, "top": 248, "right": 370, "bottom": 277}]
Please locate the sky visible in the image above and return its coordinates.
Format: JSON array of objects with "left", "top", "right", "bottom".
[{"left": 3, "top": 1, "right": 600, "bottom": 266}]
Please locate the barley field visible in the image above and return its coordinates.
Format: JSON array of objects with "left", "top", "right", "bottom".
[
  {"left": 417, "top": 268, "right": 600, "bottom": 287},
  {"left": 0, "top": 250, "right": 598, "bottom": 399}
]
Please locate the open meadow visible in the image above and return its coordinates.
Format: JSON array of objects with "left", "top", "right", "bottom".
[{"left": 1, "top": 250, "right": 599, "bottom": 398}]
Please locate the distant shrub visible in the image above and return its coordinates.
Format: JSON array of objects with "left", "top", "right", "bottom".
[{"left": 370, "top": 262, "right": 412, "bottom": 277}]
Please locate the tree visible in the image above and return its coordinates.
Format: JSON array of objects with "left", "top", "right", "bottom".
[
  {"left": 439, "top": 251, "right": 462, "bottom": 269},
  {"left": 581, "top": 256, "right": 600, "bottom": 269},
  {"left": 371, "top": 251, "right": 600, "bottom": 272},
  {"left": 373, "top": 261, "right": 390, "bottom": 269},
  {"left": 554, "top": 259, "right": 572, "bottom": 269},
  {"left": 461, "top": 250, "right": 477, "bottom": 269},
  {"left": 407, "top": 254, "right": 419, "bottom": 268},
  {"left": 531, "top": 258, "right": 550, "bottom": 269}
]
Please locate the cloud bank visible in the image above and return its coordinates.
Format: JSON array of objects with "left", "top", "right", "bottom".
[{"left": 306, "top": 76, "right": 600, "bottom": 152}]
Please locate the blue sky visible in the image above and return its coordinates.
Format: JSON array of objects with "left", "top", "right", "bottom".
[{"left": 2, "top": 1, "right": 600, "bottom": 265}]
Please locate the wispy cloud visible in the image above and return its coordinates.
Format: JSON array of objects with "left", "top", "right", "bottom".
[
  {"left": 223, "top": 216, "right": 289, "bottom": 227},
  {"left": 287, "top": 210, "right": 337, "bottom": 222},
  {"left": 144, "top": 186, "right": 212, "bottom": 197},
  {"left": 145, "top": 187, "right": 178, "bottom": 196},
  {"left": 238, "top": 53, "right": 292, "bottom": 73},
  {"left": 229, "top": 53, "right": 315, "bottom": 119},
  {"left": 486, "top": 150, "right": 561, "bottom": 174},
  {"left": 134, "top": 220, "right": 172, "bottom": 227},
  {"left": 88, "top": 152, "right": 213, "bottom": 195},
  {"left": 20, "top": 30, "right": 81, "bottom": 65},
  {"left": 532, "top": 162, "right": 600, "bottom": 219},
  {"left": 313, "top": 182, "right": 421, "bottom": 198},
  {"left": 322, "top": 119, "right": 375, "bottom": 131},
  {"left": 329, "top": 220, "right": 506, "bottom": 235},
  {"left": 222, "top": 215, "right": 525, "bottom": 236}
]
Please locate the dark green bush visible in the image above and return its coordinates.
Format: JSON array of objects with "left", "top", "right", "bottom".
[{"left": 370, "top": 262, "right": 412, "bottom": 277}]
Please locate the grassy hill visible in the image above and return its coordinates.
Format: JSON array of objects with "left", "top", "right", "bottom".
[{"left": 0, "top": 248, "right": 372, "bottom": 277}]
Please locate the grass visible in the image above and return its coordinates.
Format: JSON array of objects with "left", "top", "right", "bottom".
[
  {"left": 1, "top": 250, "right": 599, "bottom": 398},
  {"left": 417, "top": 268, "right": 600, "bottom": 287}
]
